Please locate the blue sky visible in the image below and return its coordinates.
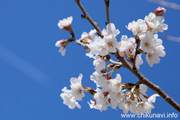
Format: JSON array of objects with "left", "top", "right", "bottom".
[{"left": 0, "top": 0, "right": 180, "bottom": 119}]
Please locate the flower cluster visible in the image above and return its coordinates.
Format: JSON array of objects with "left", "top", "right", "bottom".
[
  {"left": 60, "top": 74, "right": 84, "bottom": 109},
  {"left": 126, "top": 7, "right": 167, "bottom": 67},
  {"left": 56, "top": 7, "right": 167, "bottom": 67},
  {"left": 85, "top": 23, "right": 120, "bottom": 58},
  {"left": 57, "top": 7, "right": 168, "bottom": 114},
  {"left": 61, "top": 73, "right": 159, "bottom": 114}
]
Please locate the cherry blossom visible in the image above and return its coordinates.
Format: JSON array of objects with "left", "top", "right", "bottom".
[
  {"left": 145, "top": 13, "right": 168, "bottom": 33},
  {"left": 58, "top": 16, "right": 73, "bottom": 30},
  {"left": 70, "top": 74, "right": 85, "bottom": 100},
  {"left": 127, "top": 19, "right": 147, "bottom": 36},
  {"left": 55, "top": 40, "right": 68, "bottom": 56},
  {"left": 118, "top": 35, "right": 135, "bottom": 57},
  {"left": 60, "top": 87, "right": 81, "bottom": 109},
  {"left": 57, "top": 6, "right": 172, "bottom": 114}
]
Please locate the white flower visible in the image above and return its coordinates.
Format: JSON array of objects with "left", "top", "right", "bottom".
[
  {"left": 139, "top": 33, "right": 156, "bottom": 53},
  {"left": 127, "top": 19, "right": 147, "bottom": 35},
  {"left": 136, "top": 102, "right": 154, "bottom": 114},
  {"left": 60, "top": 87, "right": 81, "bottom": 109},
  {"left": 88, "top": 99, "right": 108, "bottom": 112},
  {"left": 58, "top": 16, "right": 73, "bottom": 30},
  {"left": 90, "top": 71, "right": 110, "bottom": 91},
  {"left": 55, "top": 40, "right": 67, "bottom": 56},
  {"left": 93, "top": 88, "right": 110, "bottom": 111},
  {"left": 139, "top": 84, "right": 147, "bottom": 95},
  {"left": 145, "top": 34, "right": 166, "bottom": 67},
  {"left": 109, "top": 91, "right": 124, "bottom": 101},
  {"left": 88, "top": 100, "right": 101, "bottom": 109},
  {"left": 81, "top": 29, "right": 97, "bottom": 44},
  {"left": 139, "top": 84, "right": 148, "bottom": 102},
  {"left": 146, "top": 52, "right": 160, "bottom": 67},
  {"left": 110, "top": 100, "right": 119, "bottom": 109},
  {"left": 96, "top": 39, "right": 109, "bottom": 56},
  {"left": 86, "top": 37, "right": 100, "bottom": 58},
  {"left": 145, "top": 13, "right": 168, "bottom": 33},
  {"left": 86, "top": 24, "right": 120, "bottom": 57},
  {"left": 118, "top": 35, "right": 135, "bottom": 57},
  {"left": 120, "top": 99, "right": 136, "bottom": 114},
  {"left": 102, "top": 23, "right": 120, "bottom": 38},
  {"left": 109, "top": 74, "right": 122, "bottom": 92},
  {"left": 104, "top": 37, "right": 119, "bottom": 53},
  {"left": 154, "top": 34, "right": 166, "bottom": 57},
  {"left": 131, "top": 48, "right": 143, "bottom": 69},
  {"left": 148, "top": 94, "right": 159, "bottom": 103},
  {"left": 86, "top": 37, "right": 109, "bottom": 57},
  {"left": 70, "top": 74, "right": 85, "bottom": 100},
  {"left": 136, "top": 94, "right": 159, "bottom": 113},
  {"left": 90, "top": 71, "right": 107, "bottom": 87},
  {"left": 93, "top": 56, "right": 106, "bottom": 71},
  {"left": 88, "top": 88, "right": 109, "bottom": 112},
  {"left": 135, "top": 54, "right": 143, "bottom": 69},
  {"left": 94, "top": 88, "right": 105, "bottom": 103},
  {"left": 156, "top": 45, "right": 166, "bottom": 57}
]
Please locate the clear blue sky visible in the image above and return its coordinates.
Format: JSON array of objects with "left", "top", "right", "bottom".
[{"left": 0, "top": 0, "right": 180, "bottom": 119}]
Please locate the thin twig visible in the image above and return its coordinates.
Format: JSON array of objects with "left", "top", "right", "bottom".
[
  {"left": 104, "top": 0, "right": 110, "bottom": 24},
  {"left": 104, "top": 55, "right": 122, "bottom": 66},
  {"left": 75, "top": 0, "right": 103, "bottom": 38},
  {"left": 132, "top": 36, "right": 141, "bottom": 70},
  {"left": 67, "top": 35, "right": 89, "bottom": 51},
  {"left": 69, "top": 26, "right": 75, "bottom": 38},
  {"left": 115, "top": 51, "right": 180, "bottom": 112},
  {"left": 122, "top": 81, "right": 142, "bottom": 90}
]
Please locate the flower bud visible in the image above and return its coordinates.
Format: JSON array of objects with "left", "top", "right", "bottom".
[
  {"left": 55, "top": 39, "right": 67, "bottom": 47},
  {"left": 154, "top": 7, "right": 166, "bottom": 16},
  {"left": 107, "top": 64, "right": 114, "bottom": 70},
  {"left": 58, "top": 16, "right": 73, "bottom": 30}
]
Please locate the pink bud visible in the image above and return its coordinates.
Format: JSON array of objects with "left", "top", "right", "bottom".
[
  {"left": 55, "top": 39, "right": 67, "bottom": 47},
  {"left": 59, "top": 39, "right": 67, "bottom": 44},
  {"left": 155, "top": 7, "right": 166, "bottom": 16}
]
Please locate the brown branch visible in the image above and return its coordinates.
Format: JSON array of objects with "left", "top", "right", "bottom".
[
  {"left": 104, "top": 0, "right": 110, "bottom": 24},
  {"left": 75, "top": 0, "right": 103, "bottom": 38},
  {"left": 67, "top": 28, "right": 90, "bottom": 51},
  {"left": 68, "top": 38, "right": 89, "bottom": 51},
  {"left": 115, "top": 51, "right": 180, "bottom": 112},
  {"left": 69, "top": 26, "right": 75, "bottom": 38},
  {"left": 132, "top": 36, "right": 141, "bottom": 70},
  {"left": 105, "top": 55, "right": 122, "bottom": 66},
  {"left": 73, "top": 0, "right": 180, "bottom": 112}
]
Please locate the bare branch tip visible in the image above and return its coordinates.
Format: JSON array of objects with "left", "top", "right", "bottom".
[{"left": 75, "top": 0, "right": 79, "bottom": 3}]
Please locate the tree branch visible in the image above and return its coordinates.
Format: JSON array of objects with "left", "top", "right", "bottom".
[
  {"left": 75, "top": 0, "right": 103, "bottom": 38},
  {"left": 104, "top": 0, "right": 110, "bottom": 24},
  {"left": 104, "top": 55, "right": 122, "bottom": 66},
  {"left": 74, "top": 0, "right": 180, "bottom": 112},
  {"left": 132, "top": 36, "right": 141, "bottom": 70},
  {"left": 115, "top": 51, "right": 180, "bottom": 112}
]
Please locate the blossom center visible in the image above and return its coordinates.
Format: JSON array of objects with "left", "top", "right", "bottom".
[
  {"left": 107, "top": 42, "right": 113, "bottom": 47},
  {"left": 148, "top": 53, "right": 152, "bottom": 59},
  {"left": 144, "top": 42, "right": 150, "bottom": 47}
]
